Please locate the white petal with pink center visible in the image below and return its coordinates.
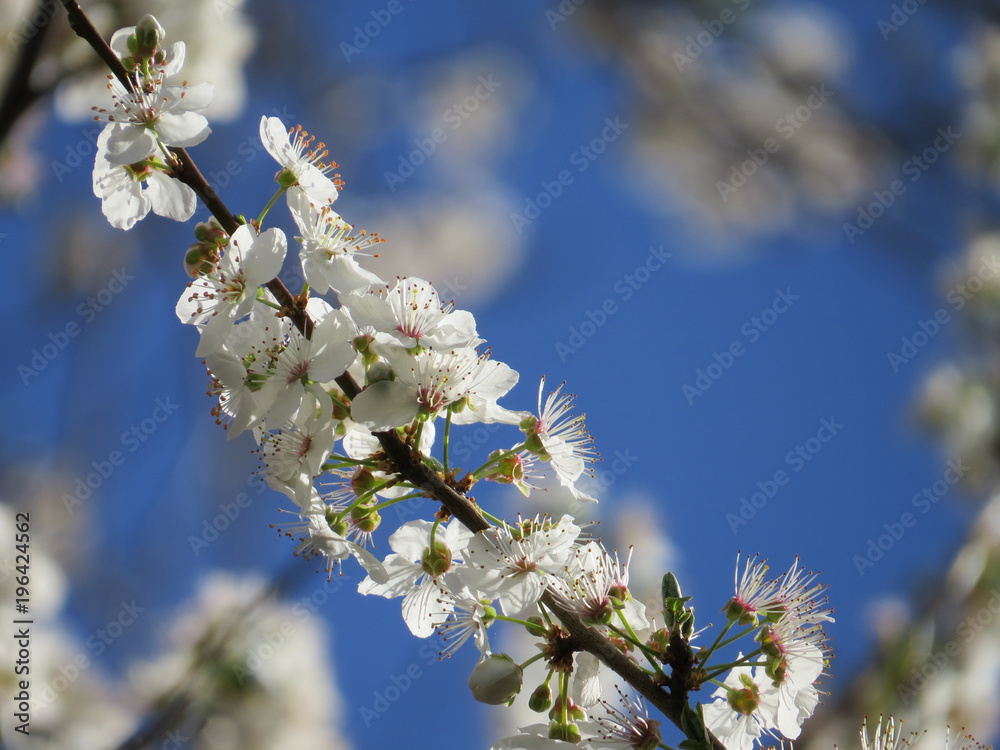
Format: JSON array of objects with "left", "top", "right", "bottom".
[
  {"left": 175, "top": 224, "right": 286, "bottom": 357},
  {"left": 260, "top": 116, "right": 340, "bottom": 205}
]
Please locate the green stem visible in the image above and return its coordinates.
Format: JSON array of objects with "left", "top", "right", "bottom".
[
  {"left": 496, "top": 615, "right": 545, "bottom": 630},
  {"left": 443, "top": 409, "right": 453, "bottom": 477},
  {"left": 610, "top": 620, "right": 665, "bottom": 678},
  {"left": 256, "top": 186, "right": 287, "bottom": 227},
  {"left": 255, "top": 288, "right": 284, "bottom": 311},
  {"left": 369, "top": 490, "right": 424, "bottom": 513},
  {"left": 470, "top": 443, "right": 526, "bottom": 479},
  {"left": 519, "top": 651, "right": 547, "bottom": 671},
  {"left": 479, "top": 509, "right": 504, "bottom": 526}
]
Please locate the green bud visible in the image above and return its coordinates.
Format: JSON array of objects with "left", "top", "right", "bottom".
[
  {"left": 548, "top": 720, "right": 581, "bottom": 743},
  {"left": 351, "top": 467, "right": 376, "bottom": 496},
  {"left": 134, "top": 14, "right": 165, "bottom": 58},
  {"left": 528, "top": 683, "right": 552, "bottom": 712},
  {"left": 523, "top": 433, "right": 548, "bottom": 458},
  {"left": 275, "top": 167, "right": 299, "bottom": 188},
  {"left": 524, "top": 616, "right": 547, "bottom": 637},
  {"left": 420, "top": 540, "right": 453, "bottom": 577},
  {"left": 354, "top": 509, "right": 381, "bottom": 533}
]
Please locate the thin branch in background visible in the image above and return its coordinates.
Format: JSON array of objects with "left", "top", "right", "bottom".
[{"left": 0, "top": 0, "right": 59, "bottom": 149}]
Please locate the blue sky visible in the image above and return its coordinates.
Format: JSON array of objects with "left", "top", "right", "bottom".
[{"left": 0, "top": 0, "right": 990, "bottom": 747}]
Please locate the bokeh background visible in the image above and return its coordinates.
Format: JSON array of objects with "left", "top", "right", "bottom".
[{"left": 3, "top": 0, "right": 1000, "bottom": 748}]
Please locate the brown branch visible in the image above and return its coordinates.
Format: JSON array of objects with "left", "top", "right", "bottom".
[
  {"left": 58, "top": 4, "right": 726, "bottom": 747},
  {"left": 0, "top": 0, "right": 58, "bottom": 150}
]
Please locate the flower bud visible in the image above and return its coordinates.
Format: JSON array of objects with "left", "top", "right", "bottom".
[
  {"left": 646, "top": 627, "right": 670, "bottom": 661},
  {"left": 468, "top": 654, "right": 522, "bottom": 705},
  {"left": 351, "top": 467, "right": 377, "bottom": 496},
  {"left": 548, "top": 720, "right": 581, "bottom": 743},
  {"left": 134, "top": 14, "right": 165, "bottom": 58},
  {"left": 184, "top": 246, "right": 209, "bottom": 278},
  {"left": 524, "top": 616, "right": 548, "bottom": 637},
  {"left": 420, "top": 540, "right": 453, "bottom": 577},
  {"left": 726, "top": 674, "right": 761, "bottom": 716},
  {"left": 528, "top": 683, "right": 552, "bottom": 712},
  {"left": 353, "top": 508, "right": 381, "bottom": 533},
  {"left": 723, "top": 597, "right": 758, "bottom": 627},
  {"left": 550, "top": 695, "right": 586, "bottom": 721}
]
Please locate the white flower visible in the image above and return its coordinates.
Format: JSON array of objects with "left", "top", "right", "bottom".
[
  {"left": 857, "top": 717, "right": 922, "bottom": 750},
  {"left": 262, "top": 410, "right": 337, "bottom": 488},
  {"left": 288, "top": 489, "right": 388, "bottom": 584},
  {"left": 253, "top": 309, "right": 358, "bottom": 428},
  {"left": 260, "top": 116, "right": 340, "bottom": 204},
  {"left": 459, "top": 514, "right": 582, "bottom": 618},
  {"left": 175, "top": 224, "right": 287, "bottom": 356},
  {"left": 523, "top": 378, "right": 597, "bottom": 502},
  {"left": 490, "top": 726, "right": 577, "bottom": 750},
  {"left": 703, "top": 662, "right": 780, "bottom": 750},
  {"left": 203, "top": 311, "right": 282, "bottom": 440},
  {"left": 350, "top": 348, "right": 523, "bottom": 431},
  {"left": 109, "top": 19, "right": 184, "bottom": 74},
  {"left": 341, "top": 276, "right": 482, "bottom": 350},
  {"left": 583, "top": 690, "right": 663, "bottom": 750},
  {"left": 726, "top": 554, "right": 781, "bottom": 625},
  {"left": 288, "top": 190, "right": 384, "bottom": 295},
  {"left": 435, "top": 588, "right": 494, "bottom": 657},
  {"left": 549, "top": 542, "right": 647, "bottom": 632},
  {"left": 92, "top": 127, "right": 196, "bottom": 230},
  {"left": 94, "top": 72, "right": 213, "bottom": 165},
  {"left": 358, "top": 519, "right": 474, "bottom": 637}
]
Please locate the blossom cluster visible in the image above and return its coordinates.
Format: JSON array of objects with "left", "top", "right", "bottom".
[{"left": 76, "top": 13, "right": 980, "bottom": 750}]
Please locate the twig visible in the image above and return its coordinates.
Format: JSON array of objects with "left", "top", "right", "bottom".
[{"left": 56, "top": 3, "right": 726, "bottom": 748}]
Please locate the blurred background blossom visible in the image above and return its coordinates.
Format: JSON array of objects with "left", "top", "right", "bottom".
[{"left": 6, "top": 0, "right": 1000, "bottom": 748}]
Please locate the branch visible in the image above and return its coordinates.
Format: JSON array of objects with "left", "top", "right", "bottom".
[
  {"left": 58, "top": 4, "right": 727, "bottom": 747},
  {"left": 0, "top": 0, "right": 57, "bottom": 150}
]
